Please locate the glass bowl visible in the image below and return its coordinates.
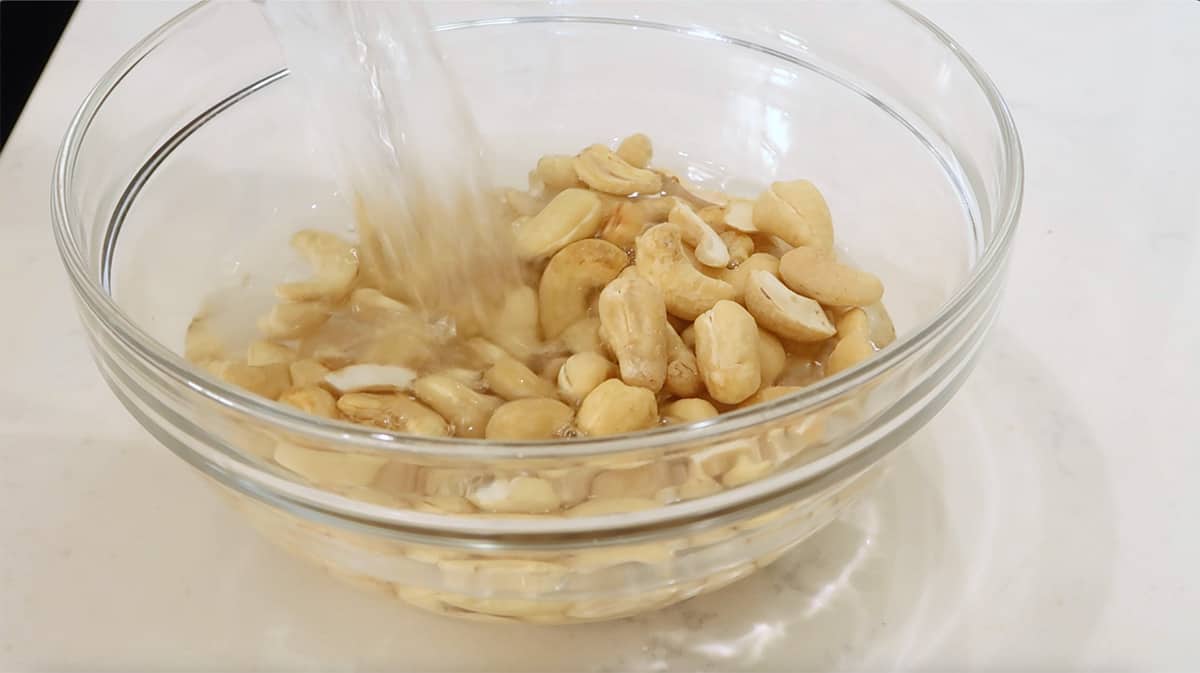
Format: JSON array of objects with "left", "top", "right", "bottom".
[{"left": 51, "top": 1, "right": 1021, "bottom": 623}]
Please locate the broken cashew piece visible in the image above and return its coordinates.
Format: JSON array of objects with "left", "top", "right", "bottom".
[
  {"left": 663, "top": 398, "right": 720, "bottom": 424},
  {"left": 615, "top": 133, "right": 653, "bottom": 169},
  {"left": 694, "top": 300, "right": 762, "bottom": 405},
  {"left": 538, "top": 239, "right": 628, "bottom": 339},
  {"left": 598, "top": 275, "right": 669, "bottom": 392},
  {"left": 657, "top": 168, "right": 729, "bottom": 208},
  {"left": 209, "top": 361, "right": 291, "bottom": 400},
  {"left": 669, "top": 200, "right": 730, "bottom": 268},
  {"left": 574, "top": 144, "right": 663, "bottom": 196},
  {"left": 274, "top": 443, "right": 387, "bottom": 487},
  {"left": 635, "top": 223, "right": 737, "bottom": 320},
  {"left": 276, "top": 230, "right": 359, "bottom": 302},
  {"left": 484, "top": 357, "right": 558, "bottom": 400},
  {"left": 559, "top": 317, "right": 606, "bottom": 355},
  {"left": 751, "top": 180, "right": 834, "bottom": 250},
  {"left": 743, "top": 270, "right": 836, "bottom": 342},
  {"left": 778, "top": 247, "right": 884, "bottom": 307}
]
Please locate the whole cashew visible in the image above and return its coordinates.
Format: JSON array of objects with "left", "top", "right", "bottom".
[
  {"left": 779, "top": 247, "right": 884, "bottom": 307},
  {"left": 276, "top": 230, "right": 359, "bottom": 302},
  {"left": 515, "top": 188, "right": 603, "bottom": 260},
  {"left": 669, "top": 200, "right": 730, "bottom": 268},
  {"left": 598, "top": 275, "right": 669, "bottom": 391},
  {"left": 743, "top": 270, "right": 836, "bottom": 342},
  {"left": 538, "top": 239, "right": 628, "bottom": 339},
  {"left": 694, "top": 300, "right": 762, "bottom": 404},
  {"left": 574, "top": 145, "right": 663, "bottom": 196},
  {"left": 751, "top": 180, "right": 834, "bottom": 250},
  {"left": 634, "top": 223, "right": 736, "bottom": 320},
  {"left": 615, "top": 133, "right": 654, "bottom": 169}
]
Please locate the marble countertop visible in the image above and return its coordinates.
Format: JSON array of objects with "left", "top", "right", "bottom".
[{"left": 2, "top": 1, "right": 1197, "bottom": 670}]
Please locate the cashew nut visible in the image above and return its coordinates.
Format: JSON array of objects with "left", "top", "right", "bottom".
[
  {"left": 663, "top": 398, "right": 719, "bottom": 424},
  {"left": 557, "top": 352, "right": 616, "bottom": 405},
  {"left": 559, "top": 317, "right": 606, "bottom": 355},
  {"left": 779, "top": 246, "right": 884, "bottom": 307},
  {"left": 598, "top": 201, "right": 648, "bottom": 250},
  {"left": 663, "top": 322, "right": 704, "bottom": 398},
  {"left": 538, "top": 239, "right": 628, "bottom": 338},
  {"left": 574, "top": 144, "right": 663, "bottom": 196},
  {"left": 335, "top": 393, "right": 449, "bottom": 436},
  {"left": 515, "top": 188, "right": 603, "bottom": 260},
  {"left": 535, "top": 154, "right": 583, "bottom": 192},
  {"left": 467, "top": 476, "right": 562, "bottom": 513},
  {"left": 485, "top": 398, "right": 575, "bottom": 440},
  {"left": 273, "top": 443, "right": 387, "bottom": 487},
  {"left": 827, "top": 308, "right": 876, "bottom": 376},
  {"left": 258, "top": 301, "right": 331, "bottom": 340},
  {"left": 288, "top": 359, "right": 331, "bottom": 388},
  {"left": 722, "top": 199, "right": 757, "bottom": 233},
  {"left": 279, "top": 385, "right": 339, "bottom": 419},
  {"left": 720, "top": 231, "right": 754, "bottom": 266},
  {"left": 615, "top": 133, "right": 653, "bottom": 169},
  {"left": 576, "top": 379, "right": 658, "bottom": 436},
  {"left": 247, "top": 340, "right": 296, "bottom": 366},
  {"left": 413, "top": 374, "right": 503, "bottom": 438},
  {"left": 208, "top": 361, "right": 291, "bottom": 400},
  {"left": 694, "top": 300, "right": 761, "bottom": 404},
  {"left": 597, "top": 275, "right": 669, "bottom": 391},
  {"left": 484, "top": 356, "right": 558, "bottom": 400},
  {"left": 669, "top": 200, "right": 730, "bottom": 268},
  {"left": 324, "top": 364, "right": 417, "bottom": 394},
  {"left": 634, "top": 223, "right": 736, "bottom": 320},
  {"left": 743, "top": 270, "right": 836, "bottom": 342},
  {"left": 657, "top": 168, "right": 729, "bottom": 208},
  {"left": 482, "top": 285, "right": 541, "bottom": 362},
  {"left": 276, "top": 230, "right": 359, "bottom": 302},
  {"left": 757, "top": 328, "right": 787, "bottom": 387},
  {"left": 751, "top": 180, "right": 834, "bottom": 250}
]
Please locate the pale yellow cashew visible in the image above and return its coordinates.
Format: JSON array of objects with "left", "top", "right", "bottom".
[
  {"left": 757, "top": 329, "right": 787, "bottom": 387},
  {"left": 615, "top": 133, "right": 653, "bottom": 169},
  {"left": 485, "top": 398, "right": 575, "bottom": 440},
  {"left": 722, "top": 199, "right": 757, "bottom": 233},
  {"left": 482, "top": 285, "right": 541, "bottom": 362},
  {"left": 276, "top": 230, "right": 359, "bottom": 302},
  {"left": 826, "top": 308, "right": 876, "bottom": 376},
  {"left": 413, "top": 374, "right": 503, "bottom": 438},
  {"left": 591, "top": 461, "right": 676, "bottom": 499},
  {"left": 668, "top": 200, "right": 730, "bottom": 268},
  {"left": 467, "top": 476, "right": 562, "bottom": 513},
  {"left": 279, "top": 386, "right": 339, "bottom": 419},
  {"left": 662, "top": 398, "right": 719, "bottom": 423},
  {"left": 258, "top": 301, "right": 331, "bottom": 340},
  {"left": 288, "top": 359, "right": 330, "bottom": 388},
  {"left": 538, "top": 239, "right": 628, "bottom": 339},
  {"left": 535, "top": 154, "right": 583, "bottom": 192},
  {"left": 184, "top": 315, "right": 224, "bottom": 363},
  {"left": 663, "top": 323, "right": 703, "bottom": 398},
  {"left": 484, "top": 356, "right": 558, "bottom": 400},
  {"left": 779, "top": 246, "right": 884, "bottom": 307},
  {"left": 751, "top": 180, "right": 834, "bottom": 250},
  {"left": 324, "top": 363, "right": 417, "bottom": 394},
  {"left": 720, "top": 231, "right": 754, "bottom": 266},
  {"left": 598, "top": 201, "right": 648, "bottom": 250},
  {"left": 694, "top": 300, "right": 762, "bottom": 404},
  {"left": 274, "top": 443, "right": 387, "bottom": 487},
  {"left": 743, "top": 270, "right": 836, "bottom": 342},
  {"left": 348, "top": 287, "right": 415, "bottom": 323},
  {"left": 540, "top": 356, "right": 569, "bottom": 381},
  {"left": 559, "top": 317, "right": 606, "bottom": 355},
  {"left": 503, "top": 188, "right": 549, "bottom": 217},
  {"left": 576, "top": 379, "right": 658, "bottom": 436},
  {"left": 634, "top": 223, "right": 736, "bottom": 320},
  {"left": 335, "top": 393, "right": 449, "bottom": 436},
  {"left": 597, "top": 275, "right": 669, "bottom": 391},
  {"left": 738, "top": 385, "right": 803, "bottom": 408},
  {"left": 557, "top": 352, "right": 617, "bottom": 405},
  {"left": 515, "top": 188, "right": 603, "bottom": 260},
  {"left": 247, "top": 340, "right": 296, "bottom": 366},
  {"left": 574, "top": 144, "right": 663, "bottom": 196}
]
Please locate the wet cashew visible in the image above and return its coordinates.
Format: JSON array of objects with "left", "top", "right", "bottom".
[
  {"left": 827, "top": 308, "right": 876, "bottom": 376},
  {"left": 694, "top": 300, "right": 761, "bottom": 404},
  {"left": 336, "top": 393, "right": 449, "bottom": 436},
  {"left": 635, "top": 223, "right": 736, "bottom": 320},
  {"left": 276, "top": 230, "right": 359, "bottom": 302},
  {"left": 757, "top": 329, "right": 787, "bottom": 387},
  {"left": 720, "top": 231, "right": 754, "bottom": 266},
  {"left": 538, "top": 239, "right": 628, "bottom": 338},
  {"left": 247, "top": 340, "right": 296, "bottom": 366},
  {"left": 258, "top": 301, "right": 330, "bottom": 340},
  {"left": 413, "top": 374, "right": 503, "bottom": 438},
  {"left": 663, "top": 323, "right": 703, "bottom": 398},
  {"left": 718, "top": 253, "right": 781, "bottom": 300},
  {"left": 591, "top": 462, "right": 676, "bottom": 499},
  {"left": 324, "top": 364, "right": 417, "bottom": 394},
  {"left": 722, "top": 199, "right": 757, "bottom": 233},
  {"left": 503, "top": 188, "right": 549, "bottom": 217},
  {"left": 465, "top": 338, "right": 514, "bottom": 367},
  {"left": 680, "top": 324, "right": 696, "bottom": 349},
  {"left": 663, "top": 398, "right": 719, "bottom": 423},
  {"left": 348, "top": 287, "right": 415, "bottom": 323},
  {"left": 751, "top": 180, "right": 834, "bottom": 250},
  {"left": 779, "top": 247, "right": 884, "bottom": 307},
  {"left": 574, "top": 144, "right": 663, "bottom": 196},
  {"left": 279, "top": 386, "right": 339, "bottom": 419},
  {"left": 274, "top": 443, "right": 387, "bottom": 487},
  {"left": 535, "top": 155, "right": 583, "bottom": 192},
  {"left": 208, "top": 361, "right": 291, "bottom": 400},
  {"left": 576, "top": 379, "right": 658, "bottom": 436},
  {"left": 634, "top": 196, "right": 677, "bottom": 224},
  {"left": 515, "top": 188, "right": 603, "bottom": 260},
  {"left": 485, "top": 398, "right": 575, "bottom": 440},
  {"left": 484, "top": 357, "right": 558, "bottom": 400},
  {"left": 467, "top": 476, "right": 562, "bottom": 513},
  {"left": 862, "top": 302, "right": 897, "bottom": 348},
  {"left": 289, "top": 359, "right": 331, "bottom": 388},
  {"left": 565, "top": 498, "right": 660, "bottom": 517},
  {"left": 597, "top": 275, "right": 669, "bottom": 391},
  {"left": 557, "top": 352, "right": 616, "bottom": 405},
  {"left": 598, "top": 201, "right": 647, "bottom": 250},
  {"left": 743, "top": 270, "right": 836, "bottom": 342},
  {"left": 540, "top": 356, "right": 569, "bottom": 381},
  {"left": 669, "top": 200, "right": 730, "bottom": 268},
  {"left": 559, "top": 317, "right": 606, "bottom": 355},
  {"left": 615, "top": 133, "right": 653, "bottom": 169},
  {"left": 482, "top": 285, "right": 541, "bottom": 362}
]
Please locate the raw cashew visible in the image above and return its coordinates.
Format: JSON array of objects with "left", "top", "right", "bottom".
[
  {"left": 634, "top": 196, "right": 676, "bottom": 224},
  {"left": 485, "top": 398, "right": 575, "bottom": 440},
  {"left": 515, "top": 188, "right": 603, "bottom": 260},
  {"left": 276, "top": 230, "right": 359, "bottom": 302},
  {"left": 751, "top": 180, "right": 834, "bottom": 250},
  {"left": 598, "top": 201, "right": 647, "bottom": 250},
  {"left": 209, "top": 361, "right": 291, "bottom": 399},
  {"left": 721, "top": 231, "right": 754, "bottom": 266},
  {"left": 574, "top": 144, "right": 663, "bottom": 196},
  {"left": 503, "top": 188, "right": 549, "bottom": 217},
  {"left": 258, "top": 301, "right": 330, "bottom": 340},
  {"left": 669, "top": 200, "right": 730, "bottom": 268},
  {"left": 535, "top": 154, "right": 582, "bottom": 192},
  {"left": 827, "top": 308, "right": 876, "bottom": 375},
  {"left": 719, "top": 253, "right": 781, "bottom": 300},
  {"left": 743, "top": 270, "right": 836, "bottom": 342},
  {"left": 779, "top": 247, "right": 884, "bottom": 307},
  {"left": 413, "top": 374, "right": 503, "bottom": 438},
  {"left": 538, "top": 239, "right": 628, "bottom": 338},
  {"left": 467, "top": 476, "right": 562, "bottom": 513},
  {"left": 597, "top": 275, "right": 669, "bottom": 391},
  {"left": 274, "top": 443, "right": 387, "bottom": 487},
  {"left": 279, "top": 386, "right": 339, "bottom": 419},
  {"left": 335, "top": 393, "right": 449, "bottom": 436},
  {"left": 722, "top": 199, "right": 757, "bottom": 233},
  {"left": 663, "top": 323, "right": 704, "bottom": 398},
  {"left": 466, "top": 338, "right": 513, "bottom": 367},
  {"left": 635, "top": 223, "right": 736, "bottom": 320},
  {"left": 559, "top": 318, "right": 606, "bottom": 355},
  {"left": 557, "top": 352, "right": 616, "bottom": 405},
  {"left": 484, "top": 357, "right": 558, "bottom": 400},
  {"left": 540, "top": 356, "right": 568, "bottom": 381},
  {"left": 663, "top": 398, "right": 719, "bottom": 423},
  {"left": 482, "top": 285, "right": 541, "bottom": 362},
  {"left": 615, "top": 133, "right": 653, "bottom": 169},
  {"left": 576, "top": 379, "right": 659, "bottom": 436},
  {"left": 289, "top": 359, "right": 331, "bottom": 388},
  {"left": 324, "top": 364, "right": 417, "bottom": 394},
  {"left": 694, "top": 300, "right": 761, "bottom": 404},
  {"left": 247, "top": 340, "right": 296, "bottom": 366},
  {"left": 757, "top": 329, "right": 787, "bottom": 386},
  {"left": 721, "top": 454, "right": 773, "bottom": 487},
  {"left": 348, "top": 288, "right": 415, "bottom": 323}
]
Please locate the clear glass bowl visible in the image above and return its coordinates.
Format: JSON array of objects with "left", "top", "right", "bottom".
[{"left": 51, "top": 1, "right": 1021, "bottom": 623}]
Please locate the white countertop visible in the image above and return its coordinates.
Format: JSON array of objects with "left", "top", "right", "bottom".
[{"left": 2, "top": 1, "right": 1197, "bottom": 670}]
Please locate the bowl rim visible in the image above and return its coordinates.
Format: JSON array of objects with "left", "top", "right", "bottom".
[{"left": 51, "top": 1, "right": 1022, "bottom": 536}]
